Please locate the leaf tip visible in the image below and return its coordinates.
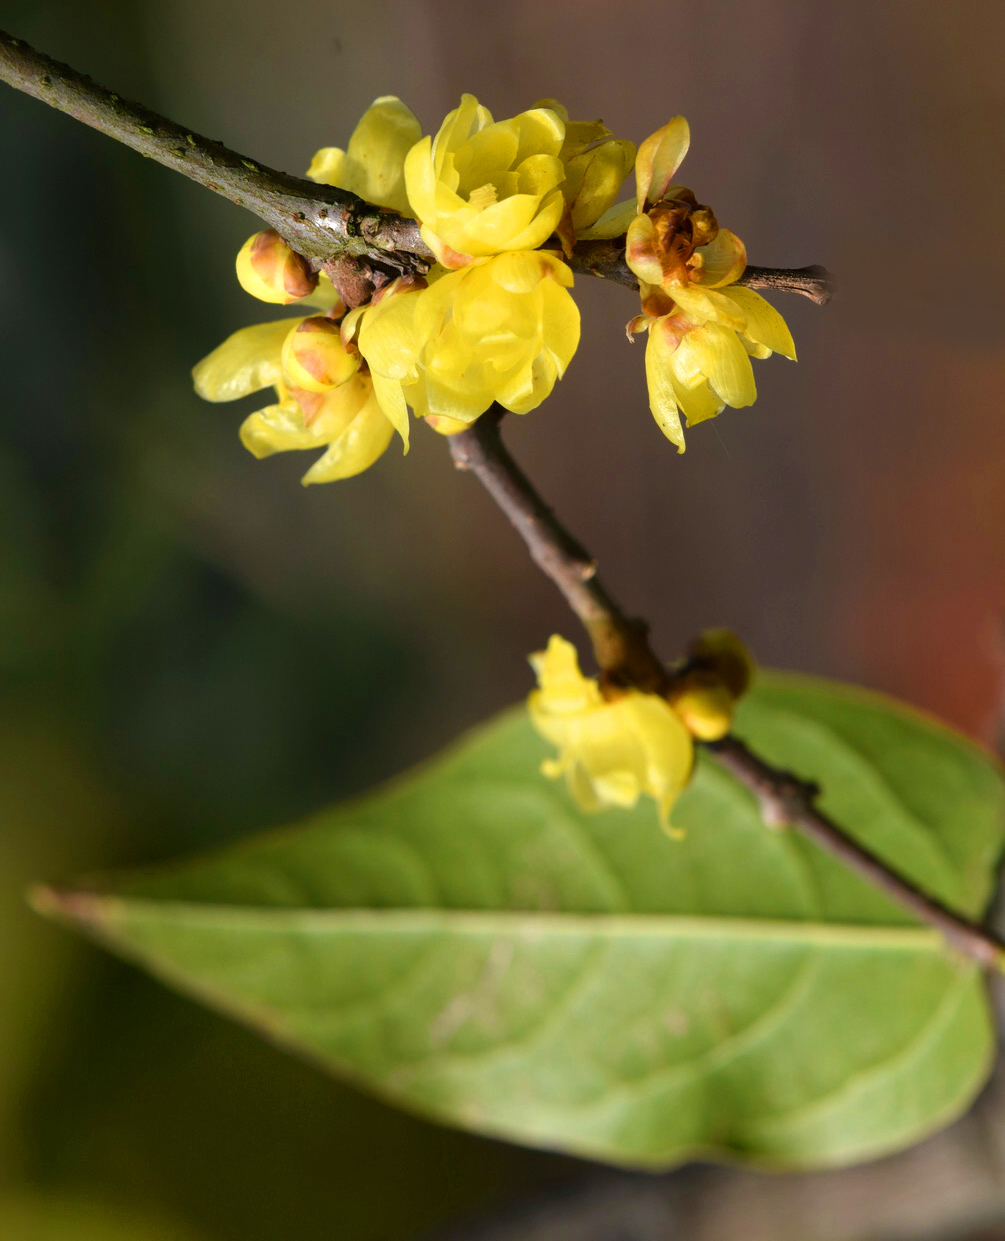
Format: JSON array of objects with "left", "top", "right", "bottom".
[{"left": 28, "top": 883, "right": 106, "bottom": 929}]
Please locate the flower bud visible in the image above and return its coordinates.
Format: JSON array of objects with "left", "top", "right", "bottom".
[
  {"left": 236, "top": 230, "right": 317, "bottom": 304},
  {"left": 669, "top": 671, "right": 735, "bottom": 742},
  {"left": 687, "top": 628, "right": 754, "bottom": 699},
  {"left": 281, "top": 317, "right": 359, "bottom": 392}
]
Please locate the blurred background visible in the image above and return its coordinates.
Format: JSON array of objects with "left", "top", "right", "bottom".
[{"left": 2, "top": 0, "right": 1004, "bottom": 1237}]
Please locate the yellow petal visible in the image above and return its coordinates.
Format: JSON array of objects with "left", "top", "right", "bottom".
[
  {"left": 577, "top": 196, "right": 637, "bottom": 240},
  {"left": 193, "top": 319, "right": 292, "bottom": 402},
  {"left": 567, "top": 139, "right": 636, "bottom": 232},
  {"left": 307, "top": 147, "right": 346, "bottom": 187},
  {"left": 239, "top": 399, "right": 313, "bottom": 458},
  {"left": 461, "top": 193, "right": 543, "bottom": 251},
  {"left": 301, "top": 384, "right": 395, "bottom": 485},
  {"left": 679, "top": 323, "right": 757, "bottom": 407},
  {"left": 692, "top": 228, "right": 747, "bottom": 287},
  {"left": 718, "top": 287, "right": 797, "bottom": 360},
  {"left": 281, "top": 316, "right": 359, "bottom": 392},
  {"left": 489, "top": 250, "right": 552, "bottom": 293},
  {"left": 512, "top": 106, "right": 566, "bottom": 163},
  {"left": 328, "top": 96, "right": 422, "bottom": 214},
  {"left": 645, "top": 323, "right": 686, "bottom": 451},
  {"left": 369, "top": 371, "right": 410, "bottom": 450},
  {"left": 540, "top": 280, "right": 581, "bottom": 376},
  {"left": 403, "top": 136, "right": 438, "bottom": 225},
  {"left": 671, "top": 374, "right": 724, "bottom": 427},
  {"left": 356, "top": 286, "right": 424, "bottom": 380},
  {"left": 635, "top": 116, "right": 690, "bottom": 211},
  {"left": 455, "top": 121, "right": 520, "bottom": 192},
  {"left": 515, "top": 152, "right": 566, "bottom": 196},
  {"left": 625, "top": 214, "right": 664, "bottom": 286},
  {"left": 666, "top": 283, "right": 747, "bottom": 329},
  {"left": 500, "top": 188, "right": 565, "bottom": 252},
  {"left": 431, "top": 94, "right": 486, "bottom": 174},
  {"left": 529, "top": 635, "right": 601, "bottom": 712}
]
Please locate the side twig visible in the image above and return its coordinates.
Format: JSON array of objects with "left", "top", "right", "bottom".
[
  {"left": 448, "top": 411, "right": 1005, "bottom": 971},
  {"left": 0, "top": 28, "right": 833, "bottom": 305}
]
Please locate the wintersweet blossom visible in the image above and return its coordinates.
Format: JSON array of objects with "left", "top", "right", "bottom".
[
  {"left": 346, "top": 252, "right": 580, "bottom": 427},
  {"left": 528, "top": 635, "right": 694, "bottom": 829},
  {"left": 623, "top": 117, "right": 796, "bottom": 450},
  {"left": 193, "top": 316, "right": 394, "bottom": 485},
  {"left": 631, "top": 280, "right": 796, "bottom": 451},
  {"left": 403, "top": 94, "right": 567, "bottom": 268}
]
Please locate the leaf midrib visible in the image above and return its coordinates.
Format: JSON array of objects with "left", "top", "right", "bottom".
[{"left": 69, "top": 894, "right": 958, "bottom": 954}]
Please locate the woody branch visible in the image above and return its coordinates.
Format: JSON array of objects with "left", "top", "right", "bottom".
[{"left": 0, "top": 28, "right": 834, "bottom": 304}]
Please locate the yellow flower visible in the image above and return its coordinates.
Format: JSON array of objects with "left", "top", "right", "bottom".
[
  {"left": 528, "top": 635, "right": 694, "bottom": 830},
  {"left": 193, "top": 316, "right": 394, "bottom": 485},
  {"left": 633, "top": 283, "right": 796, "bottom": 450},
  {"left": 535, "top": 99, "right": 636, "bottom": 249},
  {"left": 346, "top": 253, "right": 581, "bottom": 426},
  {"left": 403, "top": 94, "right": 567, "bottom": 268},
  {"left": 621, "top": 116, "right": 796, "bottom": 451},
  {"left": 307, "top": 95, "right": 422, "bottom": 214}
]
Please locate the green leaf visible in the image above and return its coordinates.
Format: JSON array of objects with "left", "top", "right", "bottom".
[{"left": 35, "top": 673, "right": 1005, "bottom": 1169}]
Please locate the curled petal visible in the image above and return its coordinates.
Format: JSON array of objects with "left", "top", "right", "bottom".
[
  {"left": 677, "top": 323, "right": 757, "bottom": 407},
  {"left": 635, "top": 116, "right": 690, "bottom": 211},
  {"left": 239, "top": 399, "right": 316, "bottom": 458},
  {"left": 301, "top": 384, "right": 395, "bottom": 485},
  {"left": 403, "top": 138, "right": 438, "bottom": 227},
  {"left": 692, "top": 228, "right": 747, "bottom": 287},
  {"left": 672, "top": 374, "right": 725, "bottom": 427},
  {"left": 577, "top": 197, "right": 637, "bottom": 240},
  {"left": 566, "top": 139, "right": 636, "bottom": 233},
  {"left": 625, "top": 214, "right": 664, "bottom": 286}
]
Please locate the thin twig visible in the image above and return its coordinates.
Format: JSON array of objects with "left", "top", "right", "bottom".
[
  {"left": 569, "top": 241, "right": 835, "bottom": 305},
  {"left": 448, "top": 412, "right": 1005, "bottom": 971},
  {"left": 0, "top": 28, "right": 833, "bottom": 305}
]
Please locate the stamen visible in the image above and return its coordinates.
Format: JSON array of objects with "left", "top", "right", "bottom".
[{"left": 468, "top": 183, "right": 498, "bottom": 211}]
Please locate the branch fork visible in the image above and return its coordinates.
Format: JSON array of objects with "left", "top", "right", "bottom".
[{"left": 4, "top": 26, "right": 997, "bottom": 968}]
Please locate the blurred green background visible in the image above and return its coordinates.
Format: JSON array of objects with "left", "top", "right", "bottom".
[{"left": 2, "top": 1, "right": 1004, "bottom": 1238}]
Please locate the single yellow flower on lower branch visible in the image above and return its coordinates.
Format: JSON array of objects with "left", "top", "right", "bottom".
[
  {"left": 528, "top": 636, "right": 694, "bottom": 831},
  {"left": 528, "top": 631, "right": 754, "bottom": 831}
]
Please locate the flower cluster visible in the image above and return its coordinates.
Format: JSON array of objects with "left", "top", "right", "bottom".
[
  {"left": 528, "top": 630, "right": 753, "bottom": 829},
  {"left": 193, "top": 96, "right": 794, "bottom": 482}
]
